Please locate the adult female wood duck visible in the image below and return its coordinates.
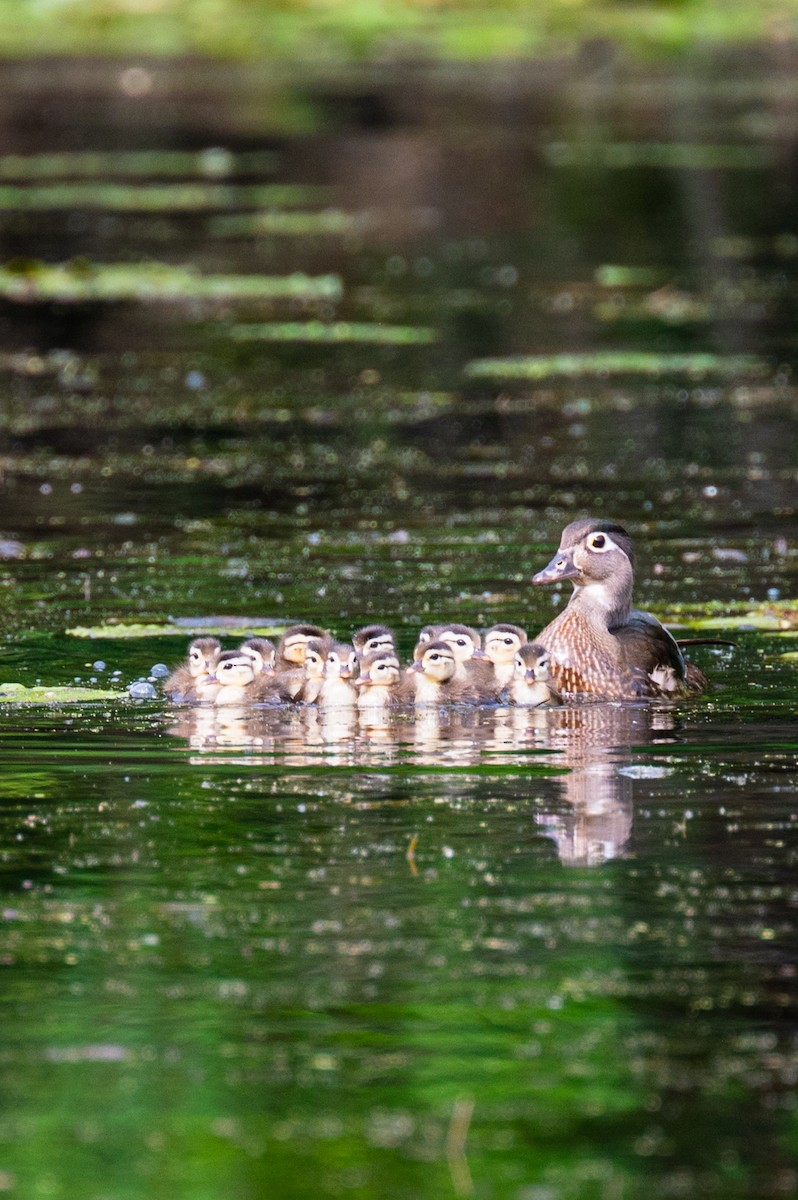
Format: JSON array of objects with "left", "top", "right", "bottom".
[{"left": 531, "top": 517, "right": 707, "bottom": 700}]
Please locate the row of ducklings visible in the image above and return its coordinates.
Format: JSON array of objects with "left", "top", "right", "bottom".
[{"left": 164, "top": 622, "right": 562, "bottom": 710}]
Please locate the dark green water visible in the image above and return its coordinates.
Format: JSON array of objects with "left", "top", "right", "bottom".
[{"left": 0, "top": 56, "right": 797, "bottom": 1199}]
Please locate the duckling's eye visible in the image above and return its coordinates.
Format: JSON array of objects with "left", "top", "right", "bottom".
[
  {"left": 515, "top": 655, "right": 523, "bottom": 668},
  {"left": 503, "top": 638, "right": 514, "bottom": 646}
]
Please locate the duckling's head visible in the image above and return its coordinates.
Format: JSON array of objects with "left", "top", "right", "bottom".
[
  {"left": 212, "top": 650, "right": 256, "bottom": 688},
  {"left": 409, "top": 640, "right": 457, "bottom": 683},
  {"left": 239, "top": 637, "right": 275, "bottom": 674},
  {"left": 303, "top": 638, "right": 328, "bottom": 681},
  {"left": 327, "top": 641, "right": 358, "bottom": 680},
  {"left": 416, "top": 624, "right": 443, "bottom": 649},
  {"left": 355, "top": 649, "right": 401, "bottom": 689},
  {"left": 516, "top": 641, "right": 551, "bottom": 683},
  {"left": 532, "top": 518, "right": 635, "bottom": 622},
  {"left": 437, "top": 624, "right": 486, "bottom": 662},
  {"left": 278, "top": 623, "right": 328, "bottom": 665},
  {"left": 188, "top": 637, "right": 222, "bottom": 678},
  {"left": 484, "top": 623, "right": 528, "bottom": 665},
  {"left": 352, "top": 624, "right": 395, "bottom": 657}
]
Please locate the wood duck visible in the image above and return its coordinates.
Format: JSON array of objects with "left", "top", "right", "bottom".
[
  {"left": 436, "top": 623, "right": 494, "bottom": 691},
  {"left": 164, "top": 637, "right": 221, "bottom": 703},
  {"left": 320, "top": 641, "right": 358, "bottom": 708},
  {"left": 266, "top": 636, "right": 328, "bottom": 703},
  {"left": 352, "top": 624, "right": 396, "bottom": 658},
  {"left": 406, "top": 640, "right": 483, "bottom": 705},
  {"left": 483, "top": 623, "right": 529, "bottom": 693},
  {"left": 274, "top": 623, "right": 331, "bottom": 671},
  {"left": 354, "top": 648, "right": 403, "bottom": 711},
  {"left": 417, "top": 623, "right": 443, "bottom": 647},
  {"left": 510, "top": 642, "right": 562, "bottom": 707},
  {"left": 531, "top": 517, "right": 707, "bottom": 699},
  {"left": 210, "top": 650, "right": 261, "bottom": 706},
  {"left": 238, "top": 637, "right": 276, "bottom": 675}
]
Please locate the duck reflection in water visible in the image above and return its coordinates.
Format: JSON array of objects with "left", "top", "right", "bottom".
[{"left": 168, "top": 697, "right": 679, "bottom": 866}]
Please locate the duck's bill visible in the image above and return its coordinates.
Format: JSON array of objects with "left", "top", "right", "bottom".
[{"left": 532, "top": 550, "right": 578, "bottom": 584}]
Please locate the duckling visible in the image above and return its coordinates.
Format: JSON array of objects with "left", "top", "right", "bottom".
[
  {"left": 294, "top": 638, "right": 328, "bottom": 704},
  {"left": 354, "top": 649, "right": 404, "bottom": 712},
  {"left": 352, "top": 624, "right": 396, "bottom": 659},
  {"left": 416, "top": 623, "right": 443, "bottom": 648},
  {"left": 483, "top": 623, "right": 529, "bottom": 692},
  {"left": 163, "top": 637, "right": 221, "bottom": 703},
  {"left": 436, "top": 623, "right": 494, "bottom": 690},
  {"left": 274, "top": 623, "right": 331, "bottom": 671},
  {"left": 406, "top": 640, "right": 483, "bottom": 705},
  {"left": 267, "top": 637, "right": 328, "bottom": 703},
  {"left": 320, "top": 641, "right": 358, "bottom": 708},
  {"left": 238, "top": 637, "right": 276, "bottom": 675},
  {"left": 211, "top": 650, "right": 260, "bottom": 706},
  {"left": 532, "top": 517, "right": 707, "bottom": 699},
  {"left": 510, "top": 642, "right": 562, "bottom": 707}
]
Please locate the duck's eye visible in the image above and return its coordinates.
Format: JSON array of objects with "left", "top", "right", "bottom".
[
  {"left": 588, "top": 532, "right": 613, "bottom": 551},
  {"left": 504, "top": 638, "right": 513, "bottom": 646}
]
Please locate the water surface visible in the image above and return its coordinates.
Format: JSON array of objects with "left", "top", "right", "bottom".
[{"left": 0, "top": 55, "right": 796, "bottom": 1200}]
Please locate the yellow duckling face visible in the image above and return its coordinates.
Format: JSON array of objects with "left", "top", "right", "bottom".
[
  {"left": 515, "top": 642, "right": 551, "bottom": 683},
  {"left": 413, "top": 642, "right": 457, "bottom": 683},
  {"left": 303, "top": 639, "right": 327, "bottom": 681},
  {"left": 214, "top": 652, "right": 257, "bottom": 689},
  {"left": 239, "top": 638, "right": 275, "bottom": 673},
  {"left": 437, "top": 625, "right": 485, "bottom": 663},
  {"left": 188, "top": 638, "right": 221, "bottom": 678},
  {"left": 484, "top": 624, "right": 527, "bottom": 665},
  {"left": 327, "top": 643, "right": 358, "bottom": 679},
  {"left": 355, "top": 651, "right": 401, "bottom": 689}
]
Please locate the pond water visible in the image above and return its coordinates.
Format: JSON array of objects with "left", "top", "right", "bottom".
[{"left": 0, "top": 53, "right": 797, "bottom": 1200}]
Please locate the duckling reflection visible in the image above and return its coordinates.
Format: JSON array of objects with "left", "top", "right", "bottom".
[{"left": 167, "top": 682, "right": 678, "bottom": 867}]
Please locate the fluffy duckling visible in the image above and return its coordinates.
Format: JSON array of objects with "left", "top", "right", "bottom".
[
  {"left": 164, "top": 637, "right": 221, "bottom": 703},
  {"left": 436, "top": 623, "right": 494, "bottom": 691},
  {"left": 416, "top": 623, "right": 443, "bottom": 648},
  {"left": 406, "top": 640, "right": 483, "bottom": 706},
  {"left": 532, "top": 517, "right": 707, "bottom": 699},
  {"left": 354, "top": 649, "right": 404, "bottom": 712},
  {"left": 274, "top": 623, "right": 331, "bottom": 671},
  {"left": 268, "top": 637, "right": 328, "bottom": 703},
  {"left": 510, "top": 642, "right": 562, "bottom": 707},
  {"left": 320, "top": 641, "right": 358, "bottom": 708},
  {"left": 238, "top": 637, "right": 276, "bottom": 675},
  {"left": 211, "top": 650, "right": 261, "bottom": 706},
  {"left": 483, "top": 623, "right": 529, "bottom": 692},
  {"left": 352, "top": 624, "right": 396, "bottom": 659}
]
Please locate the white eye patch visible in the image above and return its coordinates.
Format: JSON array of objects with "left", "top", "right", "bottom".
[{"left": 586, "top": 531, "right": 619, "bottom": 553}]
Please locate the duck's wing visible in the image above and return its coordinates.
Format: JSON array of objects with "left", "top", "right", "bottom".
[{"left": 617, "top": 610, "right": 706, "bottom": 696}]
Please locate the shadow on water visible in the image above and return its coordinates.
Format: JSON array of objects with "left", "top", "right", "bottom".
[{"left": 0, "top": 50, "right": 796, "bottom": 1200}]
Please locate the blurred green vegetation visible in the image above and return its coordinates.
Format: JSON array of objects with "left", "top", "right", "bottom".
[{"left": 0, "top": 0, "right": 796, "bottom": 60}]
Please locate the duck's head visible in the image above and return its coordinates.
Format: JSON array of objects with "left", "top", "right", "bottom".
[
  {"left": 532, "top": 518, "right": 635, "bottom": 622},
  {"left": 278, "top": 624, "right": 328, "bottom": 665},
  {"left": 352, "top": 624, "right": 396, "bottom": 658},
  {"left": 211, "top": 651, "right": 256, "bottom": 688},
  {"left": 437, "top": 624, "right": 487, "bottom": 662},
  {"left": 188, "top": 637, "right": 222, "bottom": 678},
  {"left": 355, "top": 649, "right": 401, "bottom": 689},
  {"left": 239, "top": 637, "right": 275, "bottom": 674},
  {"left": 484, "top": 623, "right": 528, "bottom": 665},
  {"left": 515, "top": 641, "right": 551, "bottom": 683},
  {"left": 327, "top": 642, "right": 358, "bottom": 680},
  {"left": 303, "top": 638, "right": 328, "bottom": 682},
  {"left": 408, "top": 640, "right": 457, "bottom": 683}
]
